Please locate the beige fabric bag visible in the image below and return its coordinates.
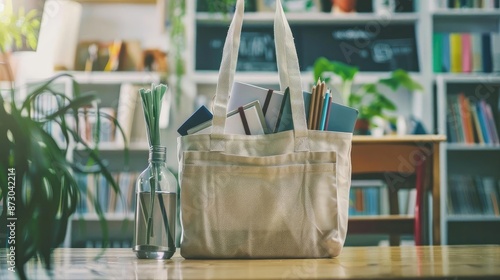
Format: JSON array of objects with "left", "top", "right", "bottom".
[{"left": 178, "top": 0, "right": 352, "bottom": 258}]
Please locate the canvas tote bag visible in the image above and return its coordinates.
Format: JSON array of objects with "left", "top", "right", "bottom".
[{"left": 178, "top": 0, "right": 352, "bottom": 258}]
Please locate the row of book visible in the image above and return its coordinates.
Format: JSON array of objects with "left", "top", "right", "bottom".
[
  {"left": 348, "top": 181, "right": 417, "bottom": 216},
  {"left": 448, "top": 175, "right": 500, "bottom": 215},
  {"left": 34, "top": 83, "right": 145, "bottom": 149},
  {"left": 433, "top": 33, "right": 500, "bottom": 73},
  {"left": 76, "top": 107, "right": 117, "bottom": 144},
  {"left": 349, "top": 187, "right": 382, "bottom": 216},
  {"left": 74, "top": 172, "right": 139, "bottom": 215},
  {"left": 433, "top": 0, "right": 500, "bottom": 9},
  {"left": 446, "top": 93, "right": 500, "bottom": 144}
]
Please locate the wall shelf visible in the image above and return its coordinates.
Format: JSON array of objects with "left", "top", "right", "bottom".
[
  {"left": 196, "top": 12, "right": 420, "bottom": 24},
  {"left": 447, "top": 215, "right": 500, "bottom": 222}
]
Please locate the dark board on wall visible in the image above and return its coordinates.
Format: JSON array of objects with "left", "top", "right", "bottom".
[
  {"left": 297, "top": 23, "right": 419, "bottom": 72},
  {"left": 196, "top": 24, "right": 278, "bottom": 72},
  {"left": 196, "top": 23, "right": 419, "bottom": 72}
]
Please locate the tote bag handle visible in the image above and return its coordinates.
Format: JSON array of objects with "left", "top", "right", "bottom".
[{"left": 210, "top": 0, "right": 310, "bottom": 152}]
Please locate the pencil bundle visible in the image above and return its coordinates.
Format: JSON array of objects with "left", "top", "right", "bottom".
[{"left": 307, "top": 79, "right": 332, "bottom": 131}]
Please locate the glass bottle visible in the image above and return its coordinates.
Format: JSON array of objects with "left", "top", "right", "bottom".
[{"left": 133, "top": 146, "right": 177, "bottom": 259}]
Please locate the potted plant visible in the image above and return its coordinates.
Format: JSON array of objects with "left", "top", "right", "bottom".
[
  {"left": 0, "top": 0, "right": 42, "bottom": 80},
  {"left": 313, "top": 57, "right": 423, "bottom": 135}
]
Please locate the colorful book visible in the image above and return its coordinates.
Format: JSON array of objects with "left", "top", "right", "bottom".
[
  {"left": 433, "top": 33, "right": 443, "bottom": 73},
  {"left": 457, "top": 94, "right": 471, "bottom": 143},
  {"left": 454, "top": 100, "right": 465, "bottom": 143},
  {"left": 470, "top": 102, "right": 485, "bottom": 144},
  {"left": 442, "top": 33, "right": 451, "bottom": 72},
  {"left": 476, "top": 101, "right": 491, "bottom": 144},
  {"left": 450, "top": 33, "right": 463, "bottom": 73},
  {"left": 461, "top": 33, "right": 472, "bottom": 73},
  {"left": 482, "top": 33, "right": 493, "bottom": 73},
  {"left": 484, "top": 101, "right": 500, "bottom": 144},
  {"left": 471, "top": 33, "right": 483, "bottom": 72}
]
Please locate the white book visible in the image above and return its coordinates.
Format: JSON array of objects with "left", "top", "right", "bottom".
[
  {"left": 406, "top": 189, "right": 417, "bottom": 216},
  {"left": 115, "top": 83, "right": 138, "bottom": 147},
  {"left": 490, "top": 33, "right": 500, "bottom": 73},
  {"left": 98, "top": 107, "right": 116, "bottom": 144},
  {"left": 471, "top": 33, "right": 484, "bottom": 72},
  {"left": 398, "top": 189, "right": 410, "bottom": 215},
  {"left": 373, "top": 0, "right": 396, "bottom": 14},
  {"left": 483, "top": 0, "right": 495, "bottom": 9},
  {"left": 431, "top": 0, "right": 448, "bottom": 10},
  {"left": 188, "top": 101, "right": 268, "bottom": 136},
  {"left": 228, "top": 82, "right": 284, "bottom": 132}
]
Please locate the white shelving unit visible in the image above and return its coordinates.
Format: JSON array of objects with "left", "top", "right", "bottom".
[
  {"left": 187, "top": 0, "right": 500, "bottom": 245},
  {"left": 436, "top": 73, "right": 500, "bottom": 244},
  {"left": 48, "top": 70, "right": 163, "bottom": 248}
]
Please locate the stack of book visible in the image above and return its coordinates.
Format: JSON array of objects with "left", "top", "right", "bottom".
[
  {"left": 446, "top": 93, "right": 500, "bottom": 144},
  {"left": 448, "top": 175, "right": 500, "bottom": 216},
  {"left": 178, "top": 81, "right": 359, "bottom": 137},
  {"left": 74, "top": 172, "right": 139, "bottom": 215},
  {"left": 433, "top": 32, "right": 500, "bottom": 73}
]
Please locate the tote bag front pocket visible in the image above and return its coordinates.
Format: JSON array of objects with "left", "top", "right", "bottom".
[{"left": 181, "top": 153, "right": 339, "bottom": 258}]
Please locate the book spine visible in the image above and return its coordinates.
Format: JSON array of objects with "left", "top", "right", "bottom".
[
  {"left": 491, "top": 33, "right": 500, "bottom": 72},
  {"left": 477, "top": 101, "right": 491, "bottom": 143},
  {"left": 471, "top": 33, "right": 484, "bottom": 72},
  {"left": 442, "top": 33, "right": 451, "bottom": 72},
  {"left": 461, "top": 33, "right": 472, "bottom": 73},
  {"left": 482, "top": 33, "right": 493, "bottom": 73},
  {"left": 470, "top": 102, "right": 485, "bottom": 144},
  {"left": 433, "top": 33, "right": 443, "bottom": 73},
  {"left": 484, "top": 102, "right": 500, "bottom": 143},
  {"left": 450, "top": 33, "right": 463, "bottom": 73}
]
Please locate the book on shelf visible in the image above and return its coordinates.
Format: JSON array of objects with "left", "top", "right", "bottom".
[
  {"left": 433, "top": 33, "right": 443, "bottom": 73},
  {"left": 115, "top": 83, "right": 139, "bottom": 146},
  {"left": 348, "top": 180, "right": 389, "bottom": 216},
  {"left": 75, "top": 172, "right": 139, "bottom": 216},
  {"left": 433, "top": 32, "right": 500, "bottom": 74},
  {"left": 446, "top": 94, "right": 500, "bottom": 145},
  {"left": 448, "top": 175, "right": 500, "bottom": 216},
  {"left": 433, "top": 0, "right": 500, "bottom": 9}
]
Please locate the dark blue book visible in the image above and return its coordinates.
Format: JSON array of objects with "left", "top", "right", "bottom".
[
  {"left": 482, "top": 33, "right": 493, "bottom": 73},
  {"left": 177, "top": 105, "right": 213, "bottom": 136}
]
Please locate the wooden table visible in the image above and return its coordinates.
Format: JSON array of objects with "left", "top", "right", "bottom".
[
  {"left": 2, "top": 246, "right": 499, "bottom": 279},
  {"left": 351, "top": 135, "right": 446, "bottom": 245}
]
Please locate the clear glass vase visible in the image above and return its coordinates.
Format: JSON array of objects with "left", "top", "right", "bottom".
[{"left": 133, "top": 146, "right": 177, "bottom": 259}]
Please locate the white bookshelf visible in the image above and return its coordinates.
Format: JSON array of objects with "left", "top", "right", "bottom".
[{"left": 186, "top": 0, "right": 500, "bottom": 246}]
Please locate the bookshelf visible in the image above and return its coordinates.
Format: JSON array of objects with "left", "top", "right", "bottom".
[
  {"left": 432, "top": 0, "right": 500, "bottom": 245},
  {"left": 186, "top": 0, "right": 500, "bottom": 245},
  {"left": 24, "top": 71, "right": 162, "bottom": 248},
  {"left": 436, "top": 74, "right": 500, "bottom": 244}
]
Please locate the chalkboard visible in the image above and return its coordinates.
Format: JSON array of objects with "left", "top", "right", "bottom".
[
  {"left": 196, "top": 24, "right": 277, "bottom": 72},
  {"left": 196, "top": 23, "right": 419, "bottom": 72},
  {"left": 297, "top": 24, "right": 419, "bottom": 72}
]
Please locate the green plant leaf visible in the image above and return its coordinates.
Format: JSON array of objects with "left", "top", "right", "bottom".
[
  {"left": 330, "top": 61, "right": 358, "bottom": 81},
  {"left": 379, "top": 69, "right": 423, "bottom": 91},
  {"left": 313, "top": 57, "right": 358, "bottom": 82}
]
